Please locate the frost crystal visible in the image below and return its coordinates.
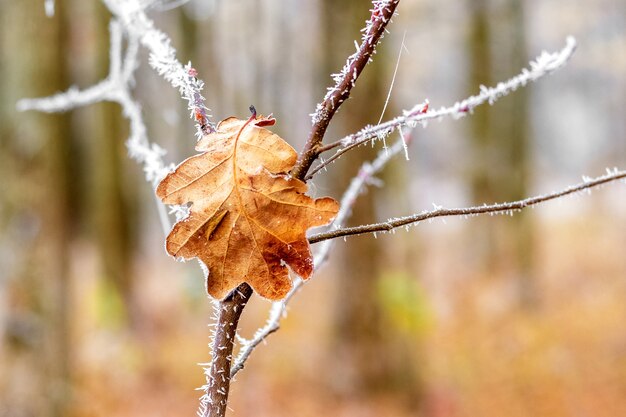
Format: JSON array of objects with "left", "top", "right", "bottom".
[{"left": 313, "top": 38, "right": 577, "bottom": 174}]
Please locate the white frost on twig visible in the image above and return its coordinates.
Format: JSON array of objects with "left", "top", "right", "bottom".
[
  {"left": 310, "top": 0, "right": 398, "bottom": 125},
  {"left": 18, "top": 0, "right": 211, "bottom": 233},
  {"left": 309, "top": 168, "right": 626, "bottom": 243},
  {"left": 101, "top": 0, "right": 213, "bottom": 136},
  {"left": 356, "top": 36, "right": 577, "bottom": 143},
  {"left": 307, "top": 37, "right": 577, "bottom": 179},
  {"left": 18, "top": 19, "right": 172, "bottom": 184}
]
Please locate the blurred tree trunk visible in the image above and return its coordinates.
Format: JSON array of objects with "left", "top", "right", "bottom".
[
  {"left": 179, "top": 4, "right": 200, "bottom": 144},
  {"left": 0, "top": 1, "right": 76, "bottom": 415},
  {"left": 467, "top": 0, "right": 536, "bottom": 308},
  {"left": 467, "top": 0, "right": 497, "bottom": 275},
  {"left": 322, "top": 0, "right": 421, "bottom": 406},
  {"left": 90, "top": 2, "right": 139, "bottom": 326},
  {"left": 195, "top": 6, "right": 225, "bottom": 122}
]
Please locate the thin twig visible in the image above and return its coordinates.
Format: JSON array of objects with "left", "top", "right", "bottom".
[
  {"left": 377, "top": 31, "right": 407, "bottom": 125},
  {"left": 102, "top": 0, "right": 214, "bottom": 136},
  {"left": 309, "top": 169, "right": 626, "bottom": 244},
  {"left": 305, "top": 36, "right": 577, "bottom": 180},
  {"left": 291, "top": 0, "right": 401, "bottom": 180},
  {"left": 199, "top": 284, "right": 253, "bottom": 417}
]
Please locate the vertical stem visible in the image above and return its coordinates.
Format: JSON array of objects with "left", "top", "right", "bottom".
[{"left": 203, "top": 283, "right": 253, "bottom": 417}]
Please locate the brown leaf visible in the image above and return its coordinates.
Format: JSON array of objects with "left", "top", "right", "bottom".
[{"left": 156, "top": 114, "right": 339, "bottom": 300}]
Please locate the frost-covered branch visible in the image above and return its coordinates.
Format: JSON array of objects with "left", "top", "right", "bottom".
[
  {"left": 291, "top": 0, "right": 401, "bottom": 180},
  {"left": 230, "top": 133, "right": 412, "bottom": 377},
  {"left": 18, "top": 0, "right": 214, "bottom": 233},
  {"left": 18, "top": 19, "right": 173, "bottom": 185},
  {"left": 199, "top": 285, "right": 252, "bottom": 417},
  {"left": 18, "top": 0, "right": 214, "bottom": 181},
  {"left": 101, "top": 0, "right": 214, "bottom": 136},
  {"left": 306, "top": 36, "right": 577, "bottom": 180},
  {"left": 18, "top": 18, "right": 175, "bottom": 235},
  {"left": 309, "top": 168, "right": 626, "bottom": 243}
]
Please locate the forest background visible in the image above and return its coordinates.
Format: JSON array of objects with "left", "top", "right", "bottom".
[{"left": 1, "top": 0, "right": 625, "bottom": 416}]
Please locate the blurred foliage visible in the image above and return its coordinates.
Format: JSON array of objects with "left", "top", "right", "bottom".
[{"left": 377, "top": 271, "right": 432, "bottom": 337}]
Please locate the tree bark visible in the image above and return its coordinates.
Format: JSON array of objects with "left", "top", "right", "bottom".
[{"left": 203, "top": 284, "right": 253, "bottom": 417}]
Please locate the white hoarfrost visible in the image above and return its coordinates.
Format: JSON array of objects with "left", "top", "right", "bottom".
[
  {"left": 307, "top": 37, "right": 578, "bottom": 179},
  {"left": 17, "top": 0, "right": 212, "bottom": 233}
]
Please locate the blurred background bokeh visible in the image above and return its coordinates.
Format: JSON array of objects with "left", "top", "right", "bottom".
[{"left": 1, "top": 0, "right": 625, "bottom": 416}]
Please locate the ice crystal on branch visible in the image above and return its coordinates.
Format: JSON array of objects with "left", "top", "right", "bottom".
[
  {"left": 310, "top": 0, "right": 399, "bottom": 125},
  {"left": 18, "top": 0, "right": 215, "bottom": 233},
  {"left": 308, "top": 168, "right": 626, "bottom": 244},
  {"left": 103, "top": 0, "right": 214, "bottom": 137},
  {"left": 307, "top": 37, "right": 578, "bottom": 179}
]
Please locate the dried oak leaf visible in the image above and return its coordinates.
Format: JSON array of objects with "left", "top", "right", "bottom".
[{"left": 156, "top": 114, "right": 339, "bottom": 300}]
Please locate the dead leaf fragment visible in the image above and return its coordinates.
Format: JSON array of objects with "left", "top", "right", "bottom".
[{"left": 156, "top": 114, "right": 339, "bottom": 300}]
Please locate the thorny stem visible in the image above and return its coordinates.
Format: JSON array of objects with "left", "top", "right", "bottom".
[
  {"left": 308, "top": 169, "right": 626, "bottom": 244},
  {"left": 304, "top": 102, "right": 428, "bottom": 180},
  {"left": 202, "top": 283, "right": 254, "bottom": 417},
  {"left": 291, "top": 0, "right": 401, "bottom": 180},
  {"left": 304, "top": 37, "right": 577, "bottom": 180}
]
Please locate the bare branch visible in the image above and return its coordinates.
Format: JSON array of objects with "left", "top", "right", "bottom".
[
  {"left": 309, "top": 168, "right": 626, "bottom": 244},
  {"left": 306, "top": 36, "right": 577, "bottom": 180},
  {"left": 228, "top": 29, "right": 580, "bottom": 368},
  {"left": 291, "top": 0, "right": 401, "bottom": 180}
]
